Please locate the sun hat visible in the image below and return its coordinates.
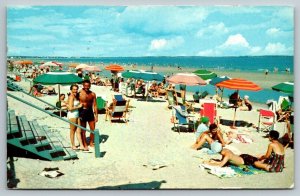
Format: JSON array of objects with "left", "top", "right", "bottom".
[
  {"left": 200, "top": 116, "right": 209, "bottom": 124},
  {"left": 244, "top": 95, "right": 249, "bottom": 99}
]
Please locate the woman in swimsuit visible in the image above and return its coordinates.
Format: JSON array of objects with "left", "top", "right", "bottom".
[
  {"left": 254, "top": 130, "right": 285, "bottom": 172},
  {"left": 67, "top": 84, "right": 87, "bottom": 151}
]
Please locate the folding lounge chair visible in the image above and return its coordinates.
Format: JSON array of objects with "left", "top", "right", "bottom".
[
  {"left": 258, "top": 109, "right": 275, "bottom": 132},
  {"left": 172, "top": 105, "right": 195, "bottom": 133},
  {"left": 105, "top": 99, "right": 130, "bottom": 123},
  {"left": 167, "top": 90, "right": 176, "bottom": 108},
  {"left": 175, "top": 91, "right": 194, "bottom": 112},
  {"left": 200, "top": 102, "right": 218, "bottom": 124}
]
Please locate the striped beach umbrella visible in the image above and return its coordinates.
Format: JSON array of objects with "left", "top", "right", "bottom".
[
  {"left": 216, "top": 78, "right": 261, "bottom": 91},
  {"left": 216, "top": 78, "right": 262, "bottom": 128},
  {"left": 105, "top": 64, "right": 125, "bottom": 72},
  {"left": 166, "top": 73, "right": 206, "bottom": 86},
  {"left": 193, "top": 69, "right": 217, "bottom": 80},
  {"left": 75, "top": 63, "right": 89, "bottom": 70},
  {"left": 271, "top": 81, "right": 294, "bottom": 94}
]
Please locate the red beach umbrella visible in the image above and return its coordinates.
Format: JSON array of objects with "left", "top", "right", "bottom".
[
  {"left": 166, "top": 73, "right": 206, "bottom": 86},
  {"left": 216, "top": 78, "right": 262, "bottom": 128},
  {"left": 105, "top": 64, "right": 125, "bottom": 72}
]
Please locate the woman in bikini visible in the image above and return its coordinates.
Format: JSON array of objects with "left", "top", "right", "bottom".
[
  {"left": 67, "top": 84, "right": 88, "bottom": 151},
  {"left": 254, "top": 130, "right": 285, "bottom": 172}
]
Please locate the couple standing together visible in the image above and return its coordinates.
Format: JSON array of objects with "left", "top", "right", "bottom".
[{"left": 67, "top": 80, "right": 98, "bottom": 151}]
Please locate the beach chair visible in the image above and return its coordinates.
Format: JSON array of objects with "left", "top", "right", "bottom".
[
  {"left": 166, "top": 90, "right": 176, "bottom": 108},
  {"left": 96, "top": 96, "right": 107, "bottom": 113},
  {"left": 175, "top": 91, "right": 194, "bottom": 112},
  {"left": 258, "top": 109, "right": 276, "bottom": 132},
  {"left": 105, "top": 99, "right": 130, "bottom": 123},
  {"left": 200, "top": 102, "right": 218, "bottom": 124},
  {"left": 172, "top": 105, "right": 196, "bottom": 133},
  {"left": 114, "top": 94, "right": 125, "bottom": 101}
]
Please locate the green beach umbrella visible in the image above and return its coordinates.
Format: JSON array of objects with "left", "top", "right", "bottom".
[
  {"left": 193, "top": 69, "right": 217, "bottom": 80},
  {"left": 33, "top": 71, "right": 83, "bottom": 116},
  {"left": 271, "top": 81, "right": 294, "bottom": 94}
]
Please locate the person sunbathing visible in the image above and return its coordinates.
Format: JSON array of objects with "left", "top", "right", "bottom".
[
  {"left": 204, "top": 148, "right": 258, "bottom": 167},
  {"left": 191, "top": 123, "right": 227, "bottom": 152},
  {"left": 254, "top": 130, "right": 286, "bottom": 172}
]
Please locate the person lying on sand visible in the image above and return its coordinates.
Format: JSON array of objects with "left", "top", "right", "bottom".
[{"left": 204, "top": 148, "right": 258, "bottom": 167}]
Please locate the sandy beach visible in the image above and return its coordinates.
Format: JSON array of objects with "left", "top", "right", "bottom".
[{"left": 6, "top": 70, "right": 294, "bottom": 189}]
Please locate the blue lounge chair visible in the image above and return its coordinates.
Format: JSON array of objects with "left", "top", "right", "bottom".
[{"left": 172, "top": 105, "right": 195, "bottom": 133}]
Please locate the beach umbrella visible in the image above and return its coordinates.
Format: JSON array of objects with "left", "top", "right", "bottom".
[
  {"left": 105, "top": 64, "right": 125, "bottom": 73},
  {"left": 209, "top": 76, "right": 231, "bottom": 101},
  {"left": 69, "top": 63, "right": 78, "bottom": 68},
  {"left": 122, "top": 70, "right": 164, "bottom": 81},
  {"left": 271, "top": 81, "right": 294, "bottom": 94},
  {"left": 166, "top": 73, "right": 206, "bottom": 86},
  {"left": 83, "top": 65, "right": 101, "bottom": 72},
  {"left": 193, "top": 69, "right": 217, "bottom": 80},
  {"left": 216, "top": 78, "right": 262, "bottom": 128},
  {"left": 33, "top": 71, "right": 83, "bottom": 116},
  {"left": 75, "top": 63, "right": 89, "bottom": 70},
  {"left": 13, "top": 60, "right": 33, "bottom": 65}
]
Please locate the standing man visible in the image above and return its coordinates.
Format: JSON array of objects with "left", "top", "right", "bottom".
[{"left": 79, "top": 80, "right": 98, "bottom": 149}]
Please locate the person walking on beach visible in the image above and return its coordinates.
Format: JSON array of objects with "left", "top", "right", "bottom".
[
  {"left": 79, "top": 80, "right": 98, "bottom": 149},
  {"left": 254, "top": 130, "right": 286, "bottom": 172},
  {"left": 67, "top": 84, "right": 87, "bottom": 151}
]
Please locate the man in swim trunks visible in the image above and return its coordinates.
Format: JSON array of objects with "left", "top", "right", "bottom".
[
  {"left": 79, "top": 80, "right": 98, "bottom": 149},
  {"left": 204, "top": 148, "right": 258, "bottom": 167}
]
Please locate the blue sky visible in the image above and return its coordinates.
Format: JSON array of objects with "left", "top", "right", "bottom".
[{"left": 7, "top": 6, "right": 294, "bottom": 57}]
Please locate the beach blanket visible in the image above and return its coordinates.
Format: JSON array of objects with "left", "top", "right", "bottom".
[
  {"left": 199, "top": 164, "right": 266, "bottom": 178},
  {"left": 229, "top": 165, "right": 266, "bottom": 176}
]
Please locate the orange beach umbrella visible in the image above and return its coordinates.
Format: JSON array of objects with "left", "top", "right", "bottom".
[
  {"left": 216, "top": 78, "right": 262, "bottom": 128},
  {"left": 105, "top": 64, "right": 124, "bottom": 72},
  {"left": 216, "top": 78, "right": 261, "bottom": 91}
]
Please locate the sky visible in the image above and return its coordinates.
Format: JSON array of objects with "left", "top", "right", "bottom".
[{"left": 7, "top": 6, "right": 294, "bottom": 57}]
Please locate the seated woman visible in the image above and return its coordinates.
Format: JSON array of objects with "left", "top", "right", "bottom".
[
  {"left": 240, "top": 95, "right": 253, "bottom": 111},
  {"left": 149, "top": 82, "right": 159, "bottom": 97},
  {"left": 229, "top": 91, "right": 242, "bottom": 107},
  {"left": 254, "top": 130, "right": 285, "bottom": 172},
  {"left": 29, "top": 84, "right": 43, "bottom": 97},
  {"left": 204, "top": 148, "right": 258, "bottom": 167},
  {"left": 157, "top": 82, "right": 167, "bottom": 96},
  {"left": 56, "top": 94, "right": 68, "bottom": 110}
]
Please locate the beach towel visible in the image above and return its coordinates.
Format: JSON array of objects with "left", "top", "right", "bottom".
[
  {"left": 199, "top": 164, "right": 236, "bottom": 178},
  {"left": 199, "top": 164, "right": 266, "bottom": 178},
  {"left": 229, "top": 165, "right": 266, "bottom": 176}
]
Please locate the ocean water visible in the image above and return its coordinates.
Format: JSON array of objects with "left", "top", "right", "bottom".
[
  {"left": 11, "top": 55, "right": 294, "bottom": 104},
  {"left": 16, "top": 55, "right": 294, "bottom": 73}
]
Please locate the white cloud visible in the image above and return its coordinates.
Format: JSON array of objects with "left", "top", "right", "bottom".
[
  {"left": 220, "top": 34, "right": 249, "bottom": 48},
  {"left": 149, "top": 39, "right": 167, "bottom": 50},
  {"left": 149, "top": 37, "right": 184, "bottom": 51},
  {"left": 266, "top": 28, "right": 280, "bottom": 36},
  {"left": 264, "top": 42, "right": 293, "bottom": 55},
  {"left": 196, "top": 22, "right": 229, "bottom": 37}
]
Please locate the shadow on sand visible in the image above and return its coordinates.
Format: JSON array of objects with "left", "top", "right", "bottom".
[
  {"left": 220, "top": 119, "right": 253, "bottom": 127},
  {"left": 7, "top": 156, "right": 20, "bottom": 188},
  {"left": 96, "top": 180, "right": 167, "bottom": 190}
]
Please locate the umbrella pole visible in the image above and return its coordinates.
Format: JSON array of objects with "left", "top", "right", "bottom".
[
  {"left": 231, "top": 90, "right": 239, "bottom": 129},
  {"left": 58, "top": 84, "right": 62, "bottom": 117}
]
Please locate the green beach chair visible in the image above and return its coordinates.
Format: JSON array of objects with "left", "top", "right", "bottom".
[{"left": 96, "top": 97, "right": 107, "bottom": 113}]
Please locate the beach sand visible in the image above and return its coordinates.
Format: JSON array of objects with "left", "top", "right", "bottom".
[{"left": 6, "top": 71, "right": 294, "bottom": 189}]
